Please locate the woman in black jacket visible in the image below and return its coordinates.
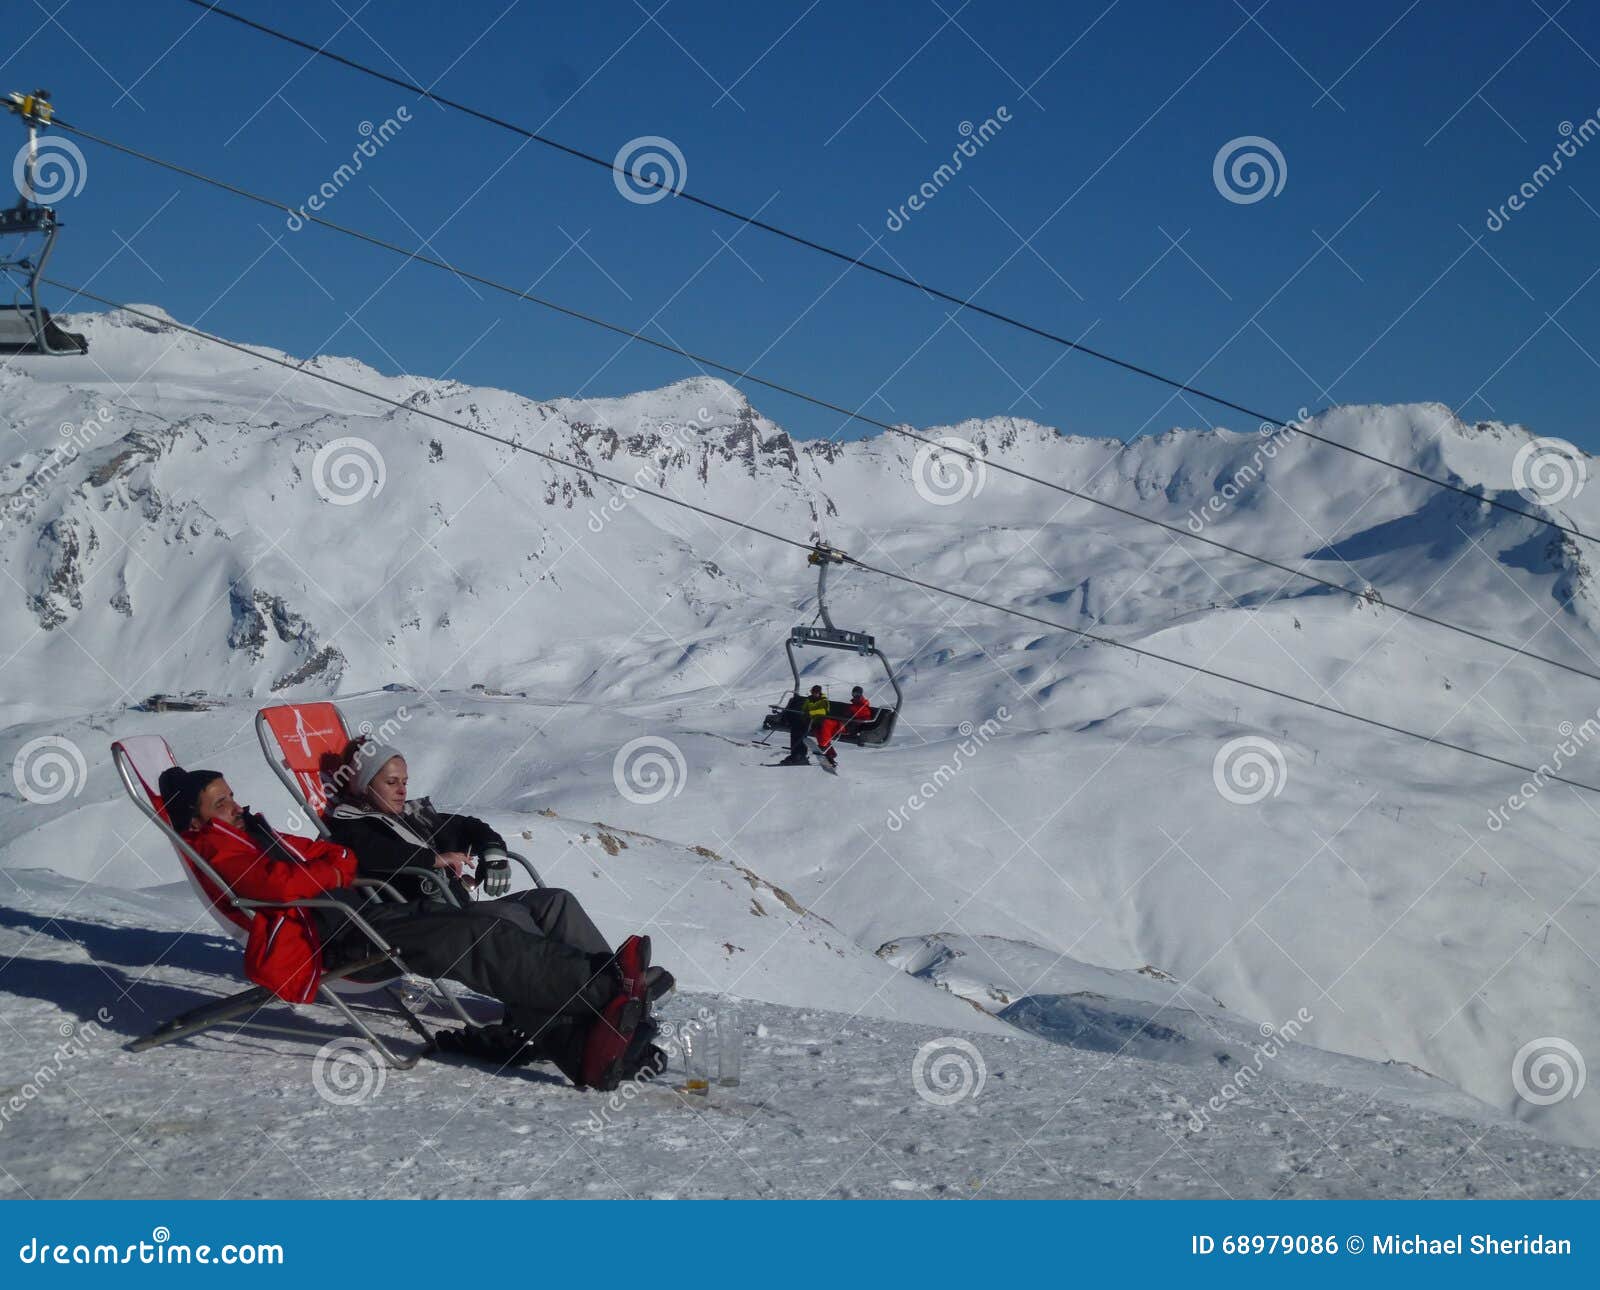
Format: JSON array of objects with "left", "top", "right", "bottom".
[
  {"left": 325, "top": 741, "right": 504, "bottom": 907},
  {"left": 325, "top": 741, "right": 674, "bottom": 1001}
]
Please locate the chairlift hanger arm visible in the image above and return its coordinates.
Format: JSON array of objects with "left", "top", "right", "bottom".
[
  {"left": 6, "top": 88, "right": 57, "bottom": 214},
  {"left": 806, "top": 546, "right": 877, "bottom": 639}
]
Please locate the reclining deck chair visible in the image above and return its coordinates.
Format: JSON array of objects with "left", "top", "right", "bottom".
[
  {"left": 112, "top": 735, "right": 474, "bottom": 1067},
  {"left": 255, "top": 702, "right": 544, "bottom": 896}
]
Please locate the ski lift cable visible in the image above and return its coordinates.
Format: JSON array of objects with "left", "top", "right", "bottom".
[
  {"left": 172, "top": 0, "right": 1600, "bottom": 550},
  {"left": 45, "top": 116, "right": 1600, "bottom": 691},
  {"left": 43, "top": 283, "right": 1600, "bottom": 799}
]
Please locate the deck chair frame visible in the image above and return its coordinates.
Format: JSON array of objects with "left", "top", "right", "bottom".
[
  {"left": 112, "top": 738, "right": 476, "bottom": 1068},
  {"left": 254, "top": 704, "right": 546, "bottom": 893}
]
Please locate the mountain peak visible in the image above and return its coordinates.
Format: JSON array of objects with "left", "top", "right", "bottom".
[
  {"left": 547, "top": 375, "right": 752, "bottom": 434},
  {"left": 62, "top": 303, "right": 182, "bottom": 341}
]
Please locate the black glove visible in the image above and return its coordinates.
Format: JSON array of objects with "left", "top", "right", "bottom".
[{"left": 476, "top": 847, "right": 512, "bottom": 898}]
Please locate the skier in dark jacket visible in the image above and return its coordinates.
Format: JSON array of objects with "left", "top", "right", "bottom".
[
  {"left": 775, "top": 692, "right": 812, "bottom": 765},
  {"left": 324, "top": 739, "right": 506, "bottom": 906}
]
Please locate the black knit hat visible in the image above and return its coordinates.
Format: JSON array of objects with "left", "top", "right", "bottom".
[{"left": 157, "top": 766, "right": 224, "bottom": 832}]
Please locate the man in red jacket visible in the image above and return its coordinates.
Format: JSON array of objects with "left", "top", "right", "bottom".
[
  {"left": 158, "top": 766, "right": 657, "bottom": 1090},
  {"left": 846, "top": 686, "right": 873, "bottom": 729}
]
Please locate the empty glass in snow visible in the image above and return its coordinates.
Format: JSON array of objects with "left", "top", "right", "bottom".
[
  {"left": 716, "top": 1004, "right": 741, "bottom": 1087},
  {"left": 677, "top": 1005, "right": 741, "bottom": 1094}
]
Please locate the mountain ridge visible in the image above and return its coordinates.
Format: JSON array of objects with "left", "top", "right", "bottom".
[{"left": 1, "top": 306, "right": 1589, "bottom": 709}]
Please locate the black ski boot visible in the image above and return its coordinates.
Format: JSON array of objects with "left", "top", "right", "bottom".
[
  {"left": 432, "top": 1021, "right": 540, "bottom": 1067},
  {"left": 646, "top": 965, "right": 676, "bottom": 1003}
]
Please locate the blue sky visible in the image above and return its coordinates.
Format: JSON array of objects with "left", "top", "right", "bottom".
[{"left": 8, "top": 0, "right": 1600, "bottom": 448}]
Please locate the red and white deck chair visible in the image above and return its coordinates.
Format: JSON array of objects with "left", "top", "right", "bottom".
[
  {"left": 112, "top": 734, "right": 471, "bottom": 1068},
  {"left": 254, "top": 701, "right": 544, "bottom": 896}
]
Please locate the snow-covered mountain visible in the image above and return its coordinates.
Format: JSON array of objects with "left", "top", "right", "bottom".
[
  {"left": 3, "top": 305, "right": 1600, "bottom": 1188},
  {"left": 6, "top": 307, "right": 1592, "bottom": 709}
]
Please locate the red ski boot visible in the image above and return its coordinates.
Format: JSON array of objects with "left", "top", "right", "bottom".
[{"left": 580, "top": 935, "right": 652, "bottom": 1091}]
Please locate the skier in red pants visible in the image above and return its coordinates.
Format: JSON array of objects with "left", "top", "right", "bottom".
[{"left": 806, "top": 686, "right": 843, "bottom": 766}]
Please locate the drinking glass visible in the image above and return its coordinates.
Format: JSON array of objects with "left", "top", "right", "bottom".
[
  {"left": 681, "top": 1021, "right": 710, "bottom": 1096},
  {"left": 716, "top": 1004, "right": 741, "bottom": 1087}
]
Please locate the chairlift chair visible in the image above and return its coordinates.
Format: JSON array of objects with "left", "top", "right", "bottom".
[
  {"left": 1, "top": 90, "right": 87, "bottom": 356},
  {"left": 763, "top": 546, "right": 903, "bottom": 746}
]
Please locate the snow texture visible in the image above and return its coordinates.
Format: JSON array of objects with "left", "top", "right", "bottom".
[{"left": 2, "top": 309, "right": 1599, "bottom": 1196}]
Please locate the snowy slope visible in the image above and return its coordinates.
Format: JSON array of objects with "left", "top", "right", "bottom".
[
  {"left": 3, "top": 305, "right": 1600, "bottom": 1177},
  {"left": 4, "top": 867, "right": 1598, "bottom": 1199}
]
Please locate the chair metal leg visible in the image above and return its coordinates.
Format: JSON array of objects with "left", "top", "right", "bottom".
[
  {"left": 129, "top": 956, "right": 431, "bottom": 1070},
  {"left": 425, "top": 977, "right": 478, "bottom": 1027},
  {"left": 320, "top": 984, "right": 419, "bottom": 1070},
  {"left": 127, "top": 984, "right": 275, "bottom": 1052},
  {"left": 385, "top": 985, "right": 439, "bottom": 1048}
]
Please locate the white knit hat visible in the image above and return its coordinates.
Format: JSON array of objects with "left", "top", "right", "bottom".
[{"left": 350, "top": 743, "right": 404, "bottom": 795}]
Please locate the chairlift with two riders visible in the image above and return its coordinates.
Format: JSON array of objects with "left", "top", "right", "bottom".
[{"left": 763, "top": 545, "right": 903, "bottom": 747}]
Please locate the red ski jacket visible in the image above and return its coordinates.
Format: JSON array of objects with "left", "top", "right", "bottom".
[
  {"left": 848, "top": 696, "right": 873, "bottom": 723},
  {"left": 185, "top": 817, "right": 358, "bottom": 1003}
]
